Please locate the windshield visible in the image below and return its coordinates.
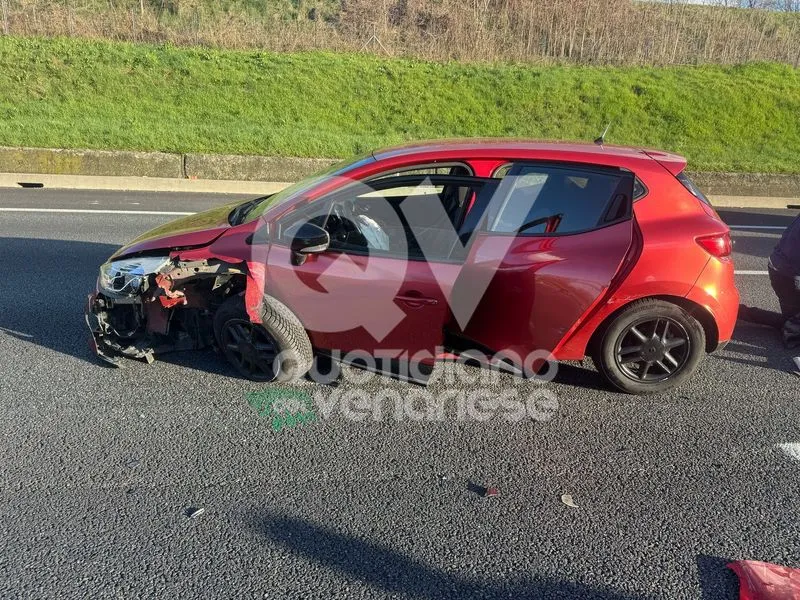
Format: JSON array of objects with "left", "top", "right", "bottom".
[{"left": 244, "top": 153, "right": 375, "bottom": 223}]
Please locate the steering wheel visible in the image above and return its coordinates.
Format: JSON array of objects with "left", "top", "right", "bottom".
[{"left": 328, "top": 202, "right": 357, "bottom": 244}]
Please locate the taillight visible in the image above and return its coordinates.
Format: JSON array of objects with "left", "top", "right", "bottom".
[{"left": 696, "top": 232, "right": 732, "bottom": 258}]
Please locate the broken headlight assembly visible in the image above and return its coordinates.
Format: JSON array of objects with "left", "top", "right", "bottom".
[
  {"left": 98, "top": 256, "right": 172, "bottom": 297},
  {"left": 89, "top": 253, "right": 244, "bottom": 366}
]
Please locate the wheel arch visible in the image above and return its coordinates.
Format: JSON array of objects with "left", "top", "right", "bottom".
[{"left": 588, "top": 295, "right": 719, "bottom": 355}]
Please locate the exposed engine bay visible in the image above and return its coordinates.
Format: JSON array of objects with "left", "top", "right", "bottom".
[{"left": 86, "top": 254, "right": 248, "bottom": 366}]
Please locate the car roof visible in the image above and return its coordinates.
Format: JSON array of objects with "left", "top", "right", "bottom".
[{"left": 370, "top": 138, "right": 687, "bottom": 173}]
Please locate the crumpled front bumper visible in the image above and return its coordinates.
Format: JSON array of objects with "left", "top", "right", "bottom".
[{"left": 85, "top": 291, "right": 156, "bottom": 367}]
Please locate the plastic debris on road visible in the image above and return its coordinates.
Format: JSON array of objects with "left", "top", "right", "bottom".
[
  {"left": 561, "top": 494, "right": 579, "bottom": 508},
  {"left": 185, "top": 507, "right": 205, "bottom": 519},
  {"left": 467, "top": 482, "right": 499, "bottom": 498},
  {"left": 728, "top": 560, "right": 800, "bottom": 600}
]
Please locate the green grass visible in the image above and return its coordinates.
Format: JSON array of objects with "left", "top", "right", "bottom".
[{"left": 1, "top": 36, "right": 799, "bottom": 173}]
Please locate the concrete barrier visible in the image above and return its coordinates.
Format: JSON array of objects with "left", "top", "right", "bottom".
[
  {"left": 0, "top": 146, "right": 183, "bottom": 178},
  {"left": 689, "top": 172, "right": 800, "bottom": 198},
  {"left": 184, "top": 154, "right": 338, "bottom": 182},
  {"left": 0, "top": 146, "right": 339, "bottom": 183}
]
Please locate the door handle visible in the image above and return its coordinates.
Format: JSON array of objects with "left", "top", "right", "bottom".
[{"left": 396, "top": 292, "right": 439, "bottom": 308}]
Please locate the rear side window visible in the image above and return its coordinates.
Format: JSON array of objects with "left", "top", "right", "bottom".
[
  {"left": 495, "top": 162, "right": 646, "bottom": 201},
  {"left": 676, "top": 172, "right": 712, "bottom": 206},
  {"left": 633, "top": 177, "right": 647, "bottom": 200},
  {"left": 487, "top": 164, "right": 632, "bottom": 235}
]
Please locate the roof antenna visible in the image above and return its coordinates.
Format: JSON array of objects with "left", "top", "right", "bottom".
[{"left": 594, "top": 123, "right": 611, "bottom": 146}]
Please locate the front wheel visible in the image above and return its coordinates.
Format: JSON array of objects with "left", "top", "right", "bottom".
[
  {"left": 593, "top": 299, "right": 706, "bottom": 395},
  {"left": 213, "top": 294, "right": 313, "bottom": 383}
]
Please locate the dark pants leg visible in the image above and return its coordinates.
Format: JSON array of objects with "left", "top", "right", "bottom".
[
  {"left": 769, "top": 266, "right": 800, "bottom": 317},
  {"left": 767, "top": 266, "right": 800, "bottom": 349}
]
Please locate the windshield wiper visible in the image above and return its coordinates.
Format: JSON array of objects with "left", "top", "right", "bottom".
[{"left": 228, "top": 195, "right": 272, "bottom": 226}]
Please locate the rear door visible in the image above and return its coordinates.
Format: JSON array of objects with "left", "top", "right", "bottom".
[{"left": 450, "top": 162, "right": 636, "bottom": 367}]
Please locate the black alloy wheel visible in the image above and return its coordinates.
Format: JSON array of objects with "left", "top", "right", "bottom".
[
  {"left": 593, "top": 298, "right": 706, "bottom": 395},
  {"left": 220, "top": 318, "right": 281, "bottom": 382},
  {"left": 614, "top": 317, "right": 691, "bottom": 383}
]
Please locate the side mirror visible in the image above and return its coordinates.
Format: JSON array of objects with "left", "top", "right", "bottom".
[{"left": 288, "top": 222, "right": 330, "bottom": 265}]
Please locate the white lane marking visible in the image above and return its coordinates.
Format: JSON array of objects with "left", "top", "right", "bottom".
[
  {"left": 0, "top": 327, "right": 33, "bottom": 339},
  {"left": 730, "top": 225, "right": 787, "bottom": 230},
  {"left": 0, "top": 207, "right": 195, "bottom": 216},
  {"left": 777, "top": 443, "right": 800, "bottom": 463},
  {"left": 735, "top": 270, "right": 769, "bottom": 275}
]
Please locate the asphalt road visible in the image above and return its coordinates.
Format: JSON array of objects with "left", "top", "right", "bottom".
[{"left": 1, "top": 190, "right": 799, "bottom": 600}]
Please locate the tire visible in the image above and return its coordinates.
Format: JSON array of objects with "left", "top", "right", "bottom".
[
  {"left": 592, "top": 299, "right": 706, "bottom": 395},
  {"left": 213, "top": 294, "right": 313, "bottom": 383}
]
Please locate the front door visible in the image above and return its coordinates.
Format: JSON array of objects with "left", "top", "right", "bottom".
[{"left": 266, "top": 175, "right": 495, "bottom": 367}]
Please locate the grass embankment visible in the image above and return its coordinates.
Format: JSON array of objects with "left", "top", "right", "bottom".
[{"left": 1, "top": 36, "right": 799, "bottom": 173}]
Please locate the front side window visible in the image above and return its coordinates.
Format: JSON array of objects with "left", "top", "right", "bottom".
[
  {"left": 487, "top": 164, "right": 632, "bottom": 235},
  {"left": 279, "top": 176, "right": 490, "bottom": 262}
]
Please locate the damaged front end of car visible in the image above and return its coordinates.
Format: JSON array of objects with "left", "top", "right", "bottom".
[{"left": 86, "top": 253, "right": 248, "bottom": 366}]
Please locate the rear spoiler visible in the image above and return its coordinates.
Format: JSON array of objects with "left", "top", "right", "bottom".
[{"left": 642, "top": 149, "right": 687, "bottom": 176}]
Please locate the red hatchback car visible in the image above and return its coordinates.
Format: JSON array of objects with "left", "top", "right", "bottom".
[{"left": 86, "top": 140, "right": 738, "bottom": 394}]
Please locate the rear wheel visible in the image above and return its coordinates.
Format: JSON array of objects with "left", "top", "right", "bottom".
[
  {"left": 593, "top": 299, "right": 705, "bottom": 394},
  {"left": 214, "top": 294, "right": 313, "bottom": 383}
]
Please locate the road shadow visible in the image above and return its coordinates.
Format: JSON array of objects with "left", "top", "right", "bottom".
[
  {"left": 728, "top": 234, "right": 776, "bottom": 261},
  {"left": 696, "top": 555, "right": 739, "bottom": 600},
  {"left": 0, "top": 237, "right": 120, "bottom": 366},
  {"left": 251, "top": 511, "right": 648, "bottom": 600},
  {"left": 711, "top": 320, "right": 797, "bottom": 375},
  {"left": 157, "top": 346, "right": 240, "bottom": 378},
  {"left": 717, "top": 208, "right": 791, "bottom": 261},
  {"left": 551, "top": 361, "right": 610, "bottom": 392},
  {"left": 0, "top": 236, "right": 250, "bottom": 378}
]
